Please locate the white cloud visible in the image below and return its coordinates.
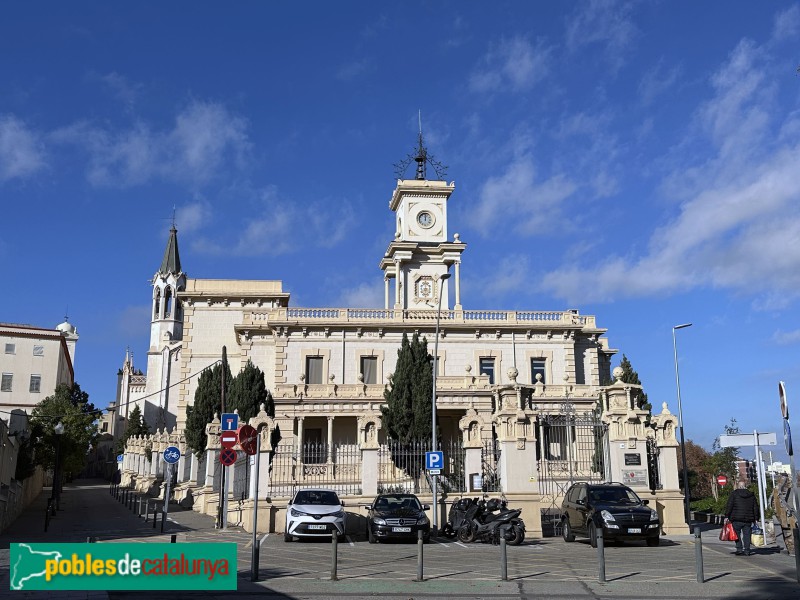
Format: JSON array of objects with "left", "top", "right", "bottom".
[
  {"left": 565, "top": 0, "right": 638, "bottom": 72},
  {"left": 469, "top": 155, "right": 577, "bottom": 237},
  {"left": 336, "top": 281, "right": 384, "bottom": 308},
  {"left": 94, "top": 71, "right": 142, "bottom": 111},
  {"left": 176, "top": 201, "right": 213, "bottom": 234},
  {"left": 469, "top": 36, "right": 552, "bottom": 93},
  {"left": 50, "top": 100, "right": 250, "bottom": 188},
  {"left": 473, "top": 254, "right": 532, "bottom": 299},
  {"left": 539, "top": 33, "right": 800, "bottom": 304},
  {"left": 336, "top": 59, "right": 373, "bottom": 81},
  {"left": 638, "top": 59, "right": 681, "bottom": 105},
  {"left": 773, "top": 329, "right": 800, "bottom": 346},
  {"left": 772, "top": 4, "right": 800, "bottom": 42},
  {"left": 0, "top": 115, "right": 46, "bottom": 181},
  {"left": 194, "top": 187, "right": 356, "bottom": 257}
]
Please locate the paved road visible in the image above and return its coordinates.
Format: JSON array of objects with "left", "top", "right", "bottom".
[{"left": 1, "top": 479, "right": 799, "bottom": 599}]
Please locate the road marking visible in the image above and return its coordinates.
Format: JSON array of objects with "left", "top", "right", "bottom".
[
  {"left": 454, "top": 541, "right": 468, "bottom": 548},
  {"left": 432, "top": 538, "right": 449, "bottom": 546},
  {"left": 346, "top": 535, "right": 355, "bottom": 547},
  {"left": 260, "top": 533, "right": 270, "bottom": 547}
]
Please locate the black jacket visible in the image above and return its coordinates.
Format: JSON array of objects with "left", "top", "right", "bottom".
[{"left": 726, "top": 488, "right": 759, "bottom": 523}]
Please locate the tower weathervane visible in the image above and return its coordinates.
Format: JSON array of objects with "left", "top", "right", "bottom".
[{"left": 393, "top": 112, "right": 448, "bottom": 181}]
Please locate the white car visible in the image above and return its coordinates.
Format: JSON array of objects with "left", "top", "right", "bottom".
[{"left": 285, "top": 488, "right": 346, "bottom": 541}]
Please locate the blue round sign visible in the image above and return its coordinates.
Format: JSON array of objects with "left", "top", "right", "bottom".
[
  {"left": 163, "top": 445, "right": 181, "bottom": 464},
  {"left": 116, "top": 454, "right": 123, "bottom": 463}
]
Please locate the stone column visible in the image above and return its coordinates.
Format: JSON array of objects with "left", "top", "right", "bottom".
[
  {"left": 384, "top": 278, "right": 390, "bottom": 311},
  {"left": 459, "top": 407, "right": 486, "bottom": 492},
  {"left": 454, "top": 261, "right": 462, "bottom": 310},
  {"left": 188, "top": 452, "right": 199, "bottom": 485},
  {"left": 394, "top": 259, "right": 402, "bottom": 309},
  {"left": 327, "top": 416, "right": 334, "bottom": 463},
  {"left": 358, "top": 414, "right": 381, "bottom": 498}
]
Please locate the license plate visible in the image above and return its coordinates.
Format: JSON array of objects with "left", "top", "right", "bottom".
[
  {"left": 628, "top": 528, "right": 641, "bottom": 534},
  {"left": 392, "top": 527, "right": 411, "bottom": 532},
  {"left": 308, "top": 524, "right": 326, "bottom": 530}
]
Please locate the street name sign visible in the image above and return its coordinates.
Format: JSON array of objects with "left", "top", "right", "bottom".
[{"left": 719, "top": 433, "right": 776, "bottom": 448}]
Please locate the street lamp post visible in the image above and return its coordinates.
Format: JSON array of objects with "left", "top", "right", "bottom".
[
  {"left": 431, "top": 272, "right": 451, "bottom": 534},
  {"left": 672, "top": 323, "right": 692, "bottom": 533},
  {"left": 53, "top": 421, "right": 65, "bottom": 511}
]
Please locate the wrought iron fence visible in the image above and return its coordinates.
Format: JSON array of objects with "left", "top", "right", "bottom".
[
  {"left": 438, "top": 439, "right": 466, "bottom": 495},
  {"left": 537, "top": 410, "right": 607, "bottom": 536},
  {"left": 481, "top": 439, "right": 502, "bottom": 493},
  {"left": 269, "top": 441, "right": 361, "bottom": 497},
  {"left": 232, "top": 452, "right": 249, "bottom": 501}
]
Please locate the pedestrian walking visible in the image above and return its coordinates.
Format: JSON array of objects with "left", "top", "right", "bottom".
[{"left": 725, "top": 481, "right": 759, "bottom": 556}]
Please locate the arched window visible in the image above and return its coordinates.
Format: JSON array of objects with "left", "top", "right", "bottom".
[
  {"left": 175, "top": 299, "right": 182, "bottom": 321},
  {"left": 154, "top": 289, "right": 161, "bottom": 319},
  {"left": 165, "top": 287, "right": 173, "bottom": 319}
]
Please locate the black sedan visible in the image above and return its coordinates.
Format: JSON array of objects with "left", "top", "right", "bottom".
[{"left": 366, "top": 493, "right": 430, "bottom": 543}]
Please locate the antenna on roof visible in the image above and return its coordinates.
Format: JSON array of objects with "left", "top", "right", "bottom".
[{"left": 172, "top": 205, "right": 177, "bottom": 230}]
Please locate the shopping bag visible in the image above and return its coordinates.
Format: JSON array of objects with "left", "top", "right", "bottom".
[
  {"left": 752, "top": 524, "right": 764, "bottom": 547},
  {"left": 719, "top": 520, "right": 730, "bottom": 541},
  {"left": 724, "top": 519, "right": 738, "bottom": 542}
]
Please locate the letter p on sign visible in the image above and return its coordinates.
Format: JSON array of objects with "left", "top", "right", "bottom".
[{"left": 426, "top": 451, "right": 443, "bottom": 470}]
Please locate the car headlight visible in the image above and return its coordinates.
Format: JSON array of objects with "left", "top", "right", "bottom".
[
  {"left": 649, "top": 509, "right": 659, "bottom": 521},
  {"left": 417, "top": 515, "right": 429, "bottom": 525},
  {"left": 372, "top": 517, "right": 387, "bottom": 526},
  {"left": 600, "top": 510, "right": 616, "bottom": 524},
  {"left": 290, "top": 508, "right": 307, "bottom": 517}
]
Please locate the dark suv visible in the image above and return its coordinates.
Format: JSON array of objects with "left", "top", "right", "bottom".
[{"left": 561, "top": 482, "right": 661, "bottom": 547}]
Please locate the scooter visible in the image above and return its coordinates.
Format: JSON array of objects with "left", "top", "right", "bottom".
[
  {"left": 441, "top": 497, "right": 478, "bottom": 538},
  {"left": 457, "top": 497, "right": 526, "bottom": 545}
]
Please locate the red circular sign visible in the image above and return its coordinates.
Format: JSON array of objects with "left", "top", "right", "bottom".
[
  {"left": 219, "top": 448, "right": 237, "bottom": 466},
  {"left": 238, "top": 425, "right": 258, "bottom": 456},
  {"left": 717, "top": 475, "right": 728, "bottom": 486},
  {"left": 220, "top": 431, "right": 238, "bottom": 450}
]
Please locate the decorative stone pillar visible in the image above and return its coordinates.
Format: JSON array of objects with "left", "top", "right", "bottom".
[
  {"left": 459, "top": 407, "right": 486, "bottom": 492},
  {"left": 205, "top": 413, "right": 221, "bottom": 489},
  {"left": 358, "top": 414, "right": 381, "bottom": 497},
  {"left": 650, "top": 402, "right": 680, "bottom": 491},
  {"left": 600, "top": 367, "right": 650, "bottom": 491},
  {"left": 248, "top": 404, "right": 276, "bottom": 500}
]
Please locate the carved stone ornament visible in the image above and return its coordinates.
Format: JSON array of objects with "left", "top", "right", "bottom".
[{"left": 357, "top": 414, "right": 381, "bottom": 449}]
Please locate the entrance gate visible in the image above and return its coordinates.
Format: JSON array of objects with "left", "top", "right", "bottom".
[{"left": 537, "top": 408, "right": 608, "bottom": 536}]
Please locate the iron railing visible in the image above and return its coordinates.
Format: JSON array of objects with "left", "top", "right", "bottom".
[{"left": 269, "top": 442, "right": 361, "bottom": 497}]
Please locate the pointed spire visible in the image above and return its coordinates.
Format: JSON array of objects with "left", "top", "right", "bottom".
[{"left": 159, "top": 226, "right": 182, "bottom": 275}]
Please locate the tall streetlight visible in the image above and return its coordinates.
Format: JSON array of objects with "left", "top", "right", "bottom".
[
  {"left": 53, "top": 421, "right": 65, "bottom": 511},
  {"left": 672, "top": 323, "right": 692, "bottom": 533},
  {"left": 431, "top": 271, "right": 451, "bottom": 534}
]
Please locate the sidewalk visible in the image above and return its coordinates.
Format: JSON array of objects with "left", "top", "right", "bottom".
[{"left": 2, "top": 480, "right": 799, "bottom": 599}]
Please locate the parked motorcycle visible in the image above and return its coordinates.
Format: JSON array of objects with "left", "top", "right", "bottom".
[
  {"left": 457, "top": 497, "right": 525, "bottom": 545},
  {"left": 441, "top": 497, "right": 477, "bottom": 539}
]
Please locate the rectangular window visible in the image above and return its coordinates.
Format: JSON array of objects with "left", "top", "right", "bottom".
[
  {"left": 1, "top": 373, "right": 12, "bottom": 392},
  {"left": 305, "top": 356, "right": 323, "bottom": 385},
  {"left": 360, "top": 356, "right": 378, "bottom": 384},
  {"left": 102, "top": 422, "right": 108, "bottom": 432},
  {"left": 531, "top": 359, "right": 546, "bottom": 384},
  {"left": 4, "top": 343, "right": 15, "bottom": 354},
  {"left": 33, "top": 345, "right": 44, "bottom": 356},
  {"left": 29, "top": 375, "right": 41, "bottom": 393},
  {"left": 479, "top": 357, "right": 495, "bottom": 384}
]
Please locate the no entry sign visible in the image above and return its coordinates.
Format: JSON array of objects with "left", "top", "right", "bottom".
[
  {"left": 717, "top": 474, "right": 728, "bottom": 486},
  {"left": 220, "top": 430, "right": 238, "bottom": 450}
]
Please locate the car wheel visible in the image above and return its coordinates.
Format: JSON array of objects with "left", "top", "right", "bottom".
[
  {"left": 368, "top": 526, "right": 377, "bottom": 544},
  {"left": 562, "top": 520, "right": 575, "bottom": 542},
  {"left": 284, "top": 532, "right": 293, "bottom": 542},
  {"left": 508, "top": 525, "right": 525, "bottom": 546},
  {"left": 457, "top": 525, "right": 475, "bottom": 543},
  {"left": 646, "top": 536, "right": 660, "bottom": 547},
  {"left": 588, "top": 522, "right": 598, "bottom": 548}
]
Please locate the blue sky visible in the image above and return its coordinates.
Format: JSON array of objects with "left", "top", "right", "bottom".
[{"left": 2, "top": 2, "right": 799, "bottom": 459}]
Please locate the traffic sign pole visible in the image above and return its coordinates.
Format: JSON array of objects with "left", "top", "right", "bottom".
[{"left": 250, "top": 428, "right": 261, "bottom": 582}]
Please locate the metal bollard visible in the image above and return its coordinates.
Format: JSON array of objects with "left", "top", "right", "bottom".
[
  {"left": 694, "top": 526, "right": 704, "bottom": 583},
  {"left": 145, "top": 500, "right": 150, "bottom": 522},
  {"left": 500, "top": 536, "right": 508, "bottom": 581},
  {"left": 87, "top": 536, "right": 97, "bottom": 543},
  {"left": 416, "top": 529, "right": 424, "bottom": 582},
  {"left": 161, "top": 509, "right": 166, "bottom": 533},
  {"left": 250, "top": 538, "right": 260, "bottom": 582},
  {"left": 330, "top": 533, "right": 339, "bottom": 581},
  {"left": 152, "top": 506, "right": 157, "bottom": 529},
  {"left": 596, "top": 527, "right": 606, "bottom": 583},
  {"left": 171, "top": 534, "right": 177, "bottom": 543}
]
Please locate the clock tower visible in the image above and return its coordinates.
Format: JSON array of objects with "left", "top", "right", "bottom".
[{"left": 380, "top": 134, "right": 465, "bottom": 311}]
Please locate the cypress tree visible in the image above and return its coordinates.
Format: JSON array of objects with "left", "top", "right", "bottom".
[
  {"left": 618, "top": 354, "right": 651, "bottom": 412},
  {"left": 228, "top": 360, "right": 270, "bottom": 423},
  {"left": 382, "top": 333, "right": 434, "bottom": 442},
  {"left": 115, "top": 405, "right": 150, "bottom": 455},
  {"left": 185, "top": 362, "right": 232, "bottom": 456}
]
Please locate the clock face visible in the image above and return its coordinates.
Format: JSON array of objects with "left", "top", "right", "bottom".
[
  {"left": 417, "top": 211, "right": 434, "bottom": 228},
  {"left": 418, "top": 280, "right": 433, "bottom": 298}
]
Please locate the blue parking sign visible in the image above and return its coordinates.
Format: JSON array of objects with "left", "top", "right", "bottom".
[{"left": 425, "top": 451, "right": 443, "bottom": 470}]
